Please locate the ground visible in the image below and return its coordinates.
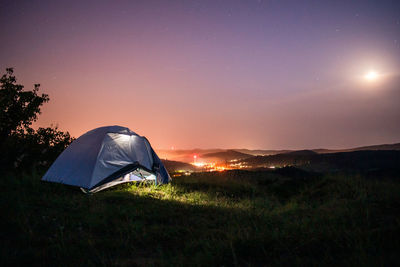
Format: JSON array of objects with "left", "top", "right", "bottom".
[{"left": 1, "top": 169, "right": 400, "bottom": 266}]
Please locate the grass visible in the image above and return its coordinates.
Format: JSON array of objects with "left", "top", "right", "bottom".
[{"left": 1, "top": 168, "right": 399, "bottom": 266}]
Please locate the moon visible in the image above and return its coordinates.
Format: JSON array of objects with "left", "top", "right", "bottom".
[{"left": 364, "top": 70, "right": 378, "bottom": 81}]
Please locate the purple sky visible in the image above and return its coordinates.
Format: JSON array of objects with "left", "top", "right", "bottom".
[{"left": 1, "top": 0, "right": 399, "bottom": 149}]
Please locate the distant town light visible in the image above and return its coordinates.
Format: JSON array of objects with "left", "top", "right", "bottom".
[{"left": 193, "top": 162, "right": 205, "bottom": 167}]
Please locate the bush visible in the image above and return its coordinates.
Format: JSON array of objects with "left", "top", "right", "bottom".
[{"left": 0, "top": 68, "right": 73, "bottom": 172}]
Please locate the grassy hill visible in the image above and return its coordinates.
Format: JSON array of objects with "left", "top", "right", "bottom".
[{"left": 1, "top": 169, "right": 400, "bottom": 266}]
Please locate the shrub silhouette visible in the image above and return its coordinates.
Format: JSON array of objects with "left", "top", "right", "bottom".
[{"left": 0, "top": 68, "right": 73, "bottom": 172}]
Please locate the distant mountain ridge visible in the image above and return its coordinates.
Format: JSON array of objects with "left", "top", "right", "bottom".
[
  {"left": 201, "top": 149, "right": 253, "bottom": 161},
  {"left": 237, "top": 142, "right": 400, "bottom": 155},
  {"left": 239, "top": 150, "right": 400, "bottom": 172},
  {"left": 344, "top": 142, "right": 400, "bottom": 151},
  {"left": 157, "top": 142, "right": 400, "bottom": 163},
  {"left": 282, "top": 150, "right": 317, "bottom": 156}
]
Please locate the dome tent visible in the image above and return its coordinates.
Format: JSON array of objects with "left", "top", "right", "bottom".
[{"left": 42, "top": 126, "right": 170, "bottom": 193}]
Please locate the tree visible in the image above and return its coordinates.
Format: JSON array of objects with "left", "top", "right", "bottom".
[
  {"left": 0, "top": 68, "right": 73, "bottom": 171},
  {"left": 0, "top": 68, "right": 49, "bottom": 141}
]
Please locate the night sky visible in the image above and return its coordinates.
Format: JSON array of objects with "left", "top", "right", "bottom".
[{"left": 1, "top": 0, "right": 399, "bottom": 149}]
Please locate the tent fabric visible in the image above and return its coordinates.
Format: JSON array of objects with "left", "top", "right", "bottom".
[{"left": 42, "top": 125, "right": 170, "bottom": 192}]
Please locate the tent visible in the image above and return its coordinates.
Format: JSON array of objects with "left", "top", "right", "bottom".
[{"left": 42, "top": 126, "right": 170, "bottom": 193}]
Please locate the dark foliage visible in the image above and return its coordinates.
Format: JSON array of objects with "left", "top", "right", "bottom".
[
  {"left": 2, "top": 126, "right": 74, "bottom": 171},
  {"left": 0, "top": 68, "right": 73, "bottom": 172},
  {"left": 0, "top": 68, "right": 49, "bottom": 139}
]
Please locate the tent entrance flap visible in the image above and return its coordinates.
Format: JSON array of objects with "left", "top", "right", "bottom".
[{"left": 90, "top": 166, "right": 156, "bottom": 193}]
